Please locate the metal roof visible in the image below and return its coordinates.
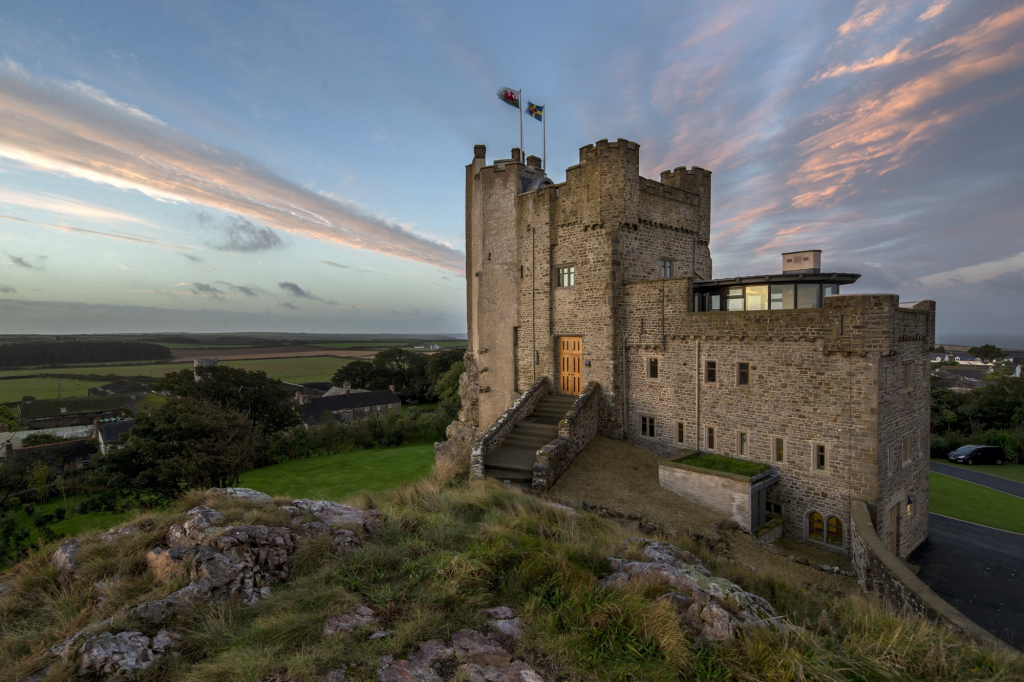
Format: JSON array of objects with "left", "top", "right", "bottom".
[{"left": 692, "top": 272, "right": 860, "bottom": 290}]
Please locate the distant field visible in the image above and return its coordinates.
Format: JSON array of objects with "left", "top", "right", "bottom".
[
  {"left": 155, "top": 343, "right": 262, "bottom": 350},
  {"left": 312, "top": 341, "right": 414, "bottom": 349},
  {"left": 0, "top": 356, "right": 353, "bottom": 404},
  {"left": 0, "top": 377, "right": 109, "bottom": 403}
]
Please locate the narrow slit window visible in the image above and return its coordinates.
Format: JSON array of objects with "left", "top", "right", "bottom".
[
  {"left": 738, "top": 432, "right": 748, "bottom": 457},
  {"left": 648, "top": 358, "right": 659, "bottom": 379},
  {"left": 706, "top": 427, "right": 715, "bottom": 450},
  {"left": 903, "top": 361, "right": 913, "bottom": 389},
  {"left": 677, "top": 422, "right": 685, "bottom": 444},
  {"left": 903, "top": 434, "right": 912, "bottom": 463},
  {"left": 705, "top": 360, "right": 717, "bottom": 383},
  {"left": 774, "top": 437, "right": 785, "bottom": 463},
  {"left": 815, "top": 444, "right": 826, "bottom": 471},
  {"left": 737, "top": 362, "right": 750, "bottom": 386}
]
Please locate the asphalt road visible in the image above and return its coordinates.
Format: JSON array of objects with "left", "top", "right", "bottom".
[
  {"left": 930, "top": 462, "right": 1024, "bottom": 498},
  {"left": 911, "top": 513, "right": 1024, "bottom": 649}
]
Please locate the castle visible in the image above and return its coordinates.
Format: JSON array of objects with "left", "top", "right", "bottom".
[{"left": 441, "top": 139, "right": 934, "bottom": 559}]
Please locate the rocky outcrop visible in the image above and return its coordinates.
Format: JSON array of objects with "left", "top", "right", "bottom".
[
  {"left": 484, "top": 606, "right": 523, "bottom": 639},
  {"left": 602, "top": 539, "right": 786, "bottom": 643},
  {"left": 49, "top": 627, "right": 180, "bottom": 677},
  {"left": 145, "top": 546, "right": 194, "bottom": 583},
  {"left": 100, "top": 524, "right": 140, "bottom": 544},
  {"left": 50, "top": 539, "right": 81, "bottom": 578},
  {"left": 283, "top": 499, "right": 383, "bottom": 535},
  {"left": 324, "top": 605, "right": 377, "bottom": 636},
  {"left": 378, "top": 629, "right": 544, "bottom": 682},
  {"left": 190, "top": 524, "right": 299, "bottom": 604}
]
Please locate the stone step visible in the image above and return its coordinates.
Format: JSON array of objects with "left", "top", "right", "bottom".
[
  {"left": 485, "top": 446, "right": 537, "bottom": 472},
  {"left": 484, "top": 467, "right": 532, "bottom": 482},
  {"left": 503, "top": 434, "right": 551, "bottom": 448},
  {"left": 512, "top": 421, "right": 559, "bottom": 436}
]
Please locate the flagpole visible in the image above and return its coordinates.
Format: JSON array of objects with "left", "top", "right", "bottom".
[
  {"left": 542, "top": 107, "right": 546, "bottom": 171},
  {"left": 518, "top": 91, "right": 524, "bottom": 161}
]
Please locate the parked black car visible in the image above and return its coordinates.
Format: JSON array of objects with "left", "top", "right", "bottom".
[{"left": 948, "top": 444, "right": 1006, "bottom": 465}]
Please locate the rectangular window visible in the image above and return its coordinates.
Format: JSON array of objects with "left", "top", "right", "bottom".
[
  {"left": 557, "top": 266, "right": 575, "bottom": 287},
  {"left": 705, "top": 360, "right": 717, "bottom": 383},
  {"left": 648, "top": 358, "right": 659, "bottom": 379},
  {"left": 737, "top": 362, "right": 750, "bottom": 386},
  {"left": 823, "top": 283, "right": 839, "bottom": 298},
  {"left": 738, "top": 431, "right": 748, "bottom": 457},
  {"left": 903, "top": 434, "right": 912, "bottom": 463},
  {"left": 903, "top": 361, "right": 913, "bottom": 389},
  {"left": 725, "top": 286, "right": 744, "bottom": 311},
  {"left": 745, "top": 285, "right": 768, "bottom": 311},
  {"left": 704, "top": 292, "right": 721, "bottom": 311},
  {"left": 767, "top": 501, "right": 783, "bottom": 516},
  {"left": 706, "top": 427, "right": 715, "bottom": 450},
  {"left": 641, "top": 415, "right": 656, "bottom": 438},
  {"left": 774, "top": 437, "right": 785, "bottom": 463},
  {"left": 677, "top": 422, "right": 685, "bottom": 444},
  {"left": 796, "top": 282, "right": 820, "bottom": 309},
  {"left": 770, "top": 283, "right": 795, "bottom": 310},
  {"left": 659, "top": 259, "right": 673, "bottom": 279},
  {"left": 815, "top": 444, "right": 826, "bottom": 471}
]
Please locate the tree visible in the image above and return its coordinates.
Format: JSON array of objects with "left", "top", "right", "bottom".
[
  {"left": 435, "top": 360, "right": 464, "bottom": 417},
  {"left": 331, "top": 360, "right": 375, "bottom": 388},
  {"left": 969, "top": 344, "right": 1005, "bottom": 362},
  {"left": 0, "top": 456, "right": 31, "bottom": 507},
  {"left": 155, "top": 366, "right": 300, "bottom": 433},
  {"left": 96, "top": 398, "right": 262, "bottom": 503},
  {"left": 0, "top": 405, "right": 20, "bottom": 430}
]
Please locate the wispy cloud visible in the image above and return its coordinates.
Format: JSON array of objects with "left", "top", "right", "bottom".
[
  {"left": 280, "top": 301, "right": 298, "bottom": 310},
  {"left": 0, "top": 284, "right": 16, "bottom": 293},
  {"left": 6, "top": 252, "right": 46, "bottom": 269},
  {"left": 278, "top": 281, "right": 337, "bottom": 305},
  {"left": 0, "top": 62, "right": 464, "bottom": 272},
  {"left": 215, "top": 281, "right": 265, "bottom": 297},
  {"left": 190, "top": 282, "right": 225, "bottom": 299},
  {"left": 203, "top": 214, "right": 286, "bottom": 253},
  {"left": 0, "top": 187, "right": 155, "bottom": 227},
  {"left": 317, "top": 260, "right": 349, "bottom": 269}
]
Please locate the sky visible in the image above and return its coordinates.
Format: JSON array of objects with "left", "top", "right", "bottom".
[{"left": 0, "top": 1, "right": 1021, "bottom": 346}]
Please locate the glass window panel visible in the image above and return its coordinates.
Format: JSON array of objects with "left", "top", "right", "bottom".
[
  {"left": 770, "top": 283, "right": 795, "bottom": 310},
  {"left": 823, "top": 283, "right": 839, "bottom": 297},
  {"left": 745, "top": 285, "right": 768, "bottom": 311},
  {"left": 797, "top": 283, "right": 820, "bottom": 308},
  {"left": 726, "top": 296, "right": 744, "bottom": 311},
  {"left": 707, "top": 293, "right": 721, "bottom": 311}
]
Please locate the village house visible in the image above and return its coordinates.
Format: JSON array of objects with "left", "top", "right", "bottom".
[
  {"left": 441, "top": 140, "right": 934, "bottom": 560},
  {"left": 298, "top": 387, "right": 402, "bottom": 427}
]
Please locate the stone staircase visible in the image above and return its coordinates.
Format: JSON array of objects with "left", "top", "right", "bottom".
[{"left": 483, "top": 392, "right": 577, "bottom": 485}]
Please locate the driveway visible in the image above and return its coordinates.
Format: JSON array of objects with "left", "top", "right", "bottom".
[
  {"left": 911, "top": 513, "right": 1024, "bottom": 649},
  {"left": 930, "top": 462, "right": 1024, "bottom": 498}
]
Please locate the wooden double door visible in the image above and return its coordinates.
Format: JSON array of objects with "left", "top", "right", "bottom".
[{"left": 558, "top": 336, "right": 582, "bottom": 394}]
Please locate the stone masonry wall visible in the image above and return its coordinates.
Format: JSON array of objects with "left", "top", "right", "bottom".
[{"left": 659, "top": 462, "right": 752, "bottom": 530}]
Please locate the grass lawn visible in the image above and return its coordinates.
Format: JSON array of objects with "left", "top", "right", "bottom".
[
  {"left": 49, "top": 510, "right": 131, "bottom": 536},
  {"left": 239, "top": 443, "right": 435, "bottom": 501},
  {"left": 929, "top": 472, "right": 1024, "bottom": 533},
  {"left": 939, "top": 461, "right": 1024, "bottom": 484},
  {"left": 0, "top": 361, "right": 188, "bottom": 380}
]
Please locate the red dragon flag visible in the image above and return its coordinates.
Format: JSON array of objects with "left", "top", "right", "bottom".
[{"left": 497, "top": 87, "right": 520, "bottom": 108}]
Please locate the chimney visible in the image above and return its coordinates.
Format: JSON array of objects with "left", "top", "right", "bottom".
[
  {"left": 343, "top": 381, "right": 351, "bottom": 396},
  {"left": 389, "top": 384, "right": 396, "bottom": 393},
  {"left": 296, "top": 391, "right": 306, "bottom": 405},
  {"left": 511, "top": 148, "right": 522, "bottom": 163},
  {"left": 526, "top": 155, "right": 542, "bottom": 169},
  {"left": 93, "top": 418, "right": 99, "bottom": 440},
  {"left": 782, "top": 250, "right": 822, "bottom": 274},
  {"left": 474, "top": 144, "right": 486, "bottom": 160}
]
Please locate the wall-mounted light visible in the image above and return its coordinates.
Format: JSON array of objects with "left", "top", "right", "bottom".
[{"left": 584, "top": 360, "right": 591, "bottom": 367}]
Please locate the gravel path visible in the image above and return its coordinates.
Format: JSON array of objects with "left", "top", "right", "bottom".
[{"left": 548, "top": 436, "right": 857, "bottom": 595}]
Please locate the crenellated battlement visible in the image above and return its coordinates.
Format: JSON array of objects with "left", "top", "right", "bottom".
[
  {"left": 660, "top": 166, "right": 712, "bottom": 196},
  {"left": 578, "top": 138, "right": 640, "bottom": 165}
]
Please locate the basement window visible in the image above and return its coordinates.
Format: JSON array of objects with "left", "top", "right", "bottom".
[
  {"left": 557, "top": 266, "right": 575, "bottom": 287},
  {"left": 640, "top": 415, "right": 656, "bottom": 438}
]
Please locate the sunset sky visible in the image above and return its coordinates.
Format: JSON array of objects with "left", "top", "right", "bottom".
[{"left": 0, "top": 1, "right": 1022, "bottom": 346}]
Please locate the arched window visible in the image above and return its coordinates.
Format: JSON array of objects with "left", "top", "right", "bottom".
[
  {"left": 827, "top": 517, "right": 844, "bottom": 546},
  {"left": 808, "top": 512, "right": 824, "bottom": 541}
]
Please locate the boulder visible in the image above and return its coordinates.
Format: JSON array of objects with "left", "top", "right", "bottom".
[
  {"left": 451, "top": 629, "right": 510, "bottom": 669},
  {"left": 50, "top": 539, "right": 81, "bottom": 578},
  {"left": 324, "top": 605, "right": 376, "bottom": 636},
  {"left": 145, "top": 546, "right": 194, "bottom": 583},
  {"left": 484, "top": 606, "right": 523, "bottom": 639},
  {"left": 190, "top": 525, "right": 298, "bottom": 604},
  {"left": 378, "top": 639, "right": 454, "bottom": 682},
  {"left": 77, "top": 630, "right": 155, "bottom": 676},
  {"left": 289, "top": 499, "right": 383, "bottom": 535},
  {"left": 208, "top": 487, "right": 272, "bottom": 502},
  {"left": 166, "top": 506, "right": 225, "bottom": 547}
]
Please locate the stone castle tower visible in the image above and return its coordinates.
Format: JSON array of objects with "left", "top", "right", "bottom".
[{"left": 441, "top": 138, "right": 935, "bottom": 562}]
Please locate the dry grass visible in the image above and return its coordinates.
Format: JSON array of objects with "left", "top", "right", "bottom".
[{"left": 0, "top": 461, "right": 1020, "bottom": 681}]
